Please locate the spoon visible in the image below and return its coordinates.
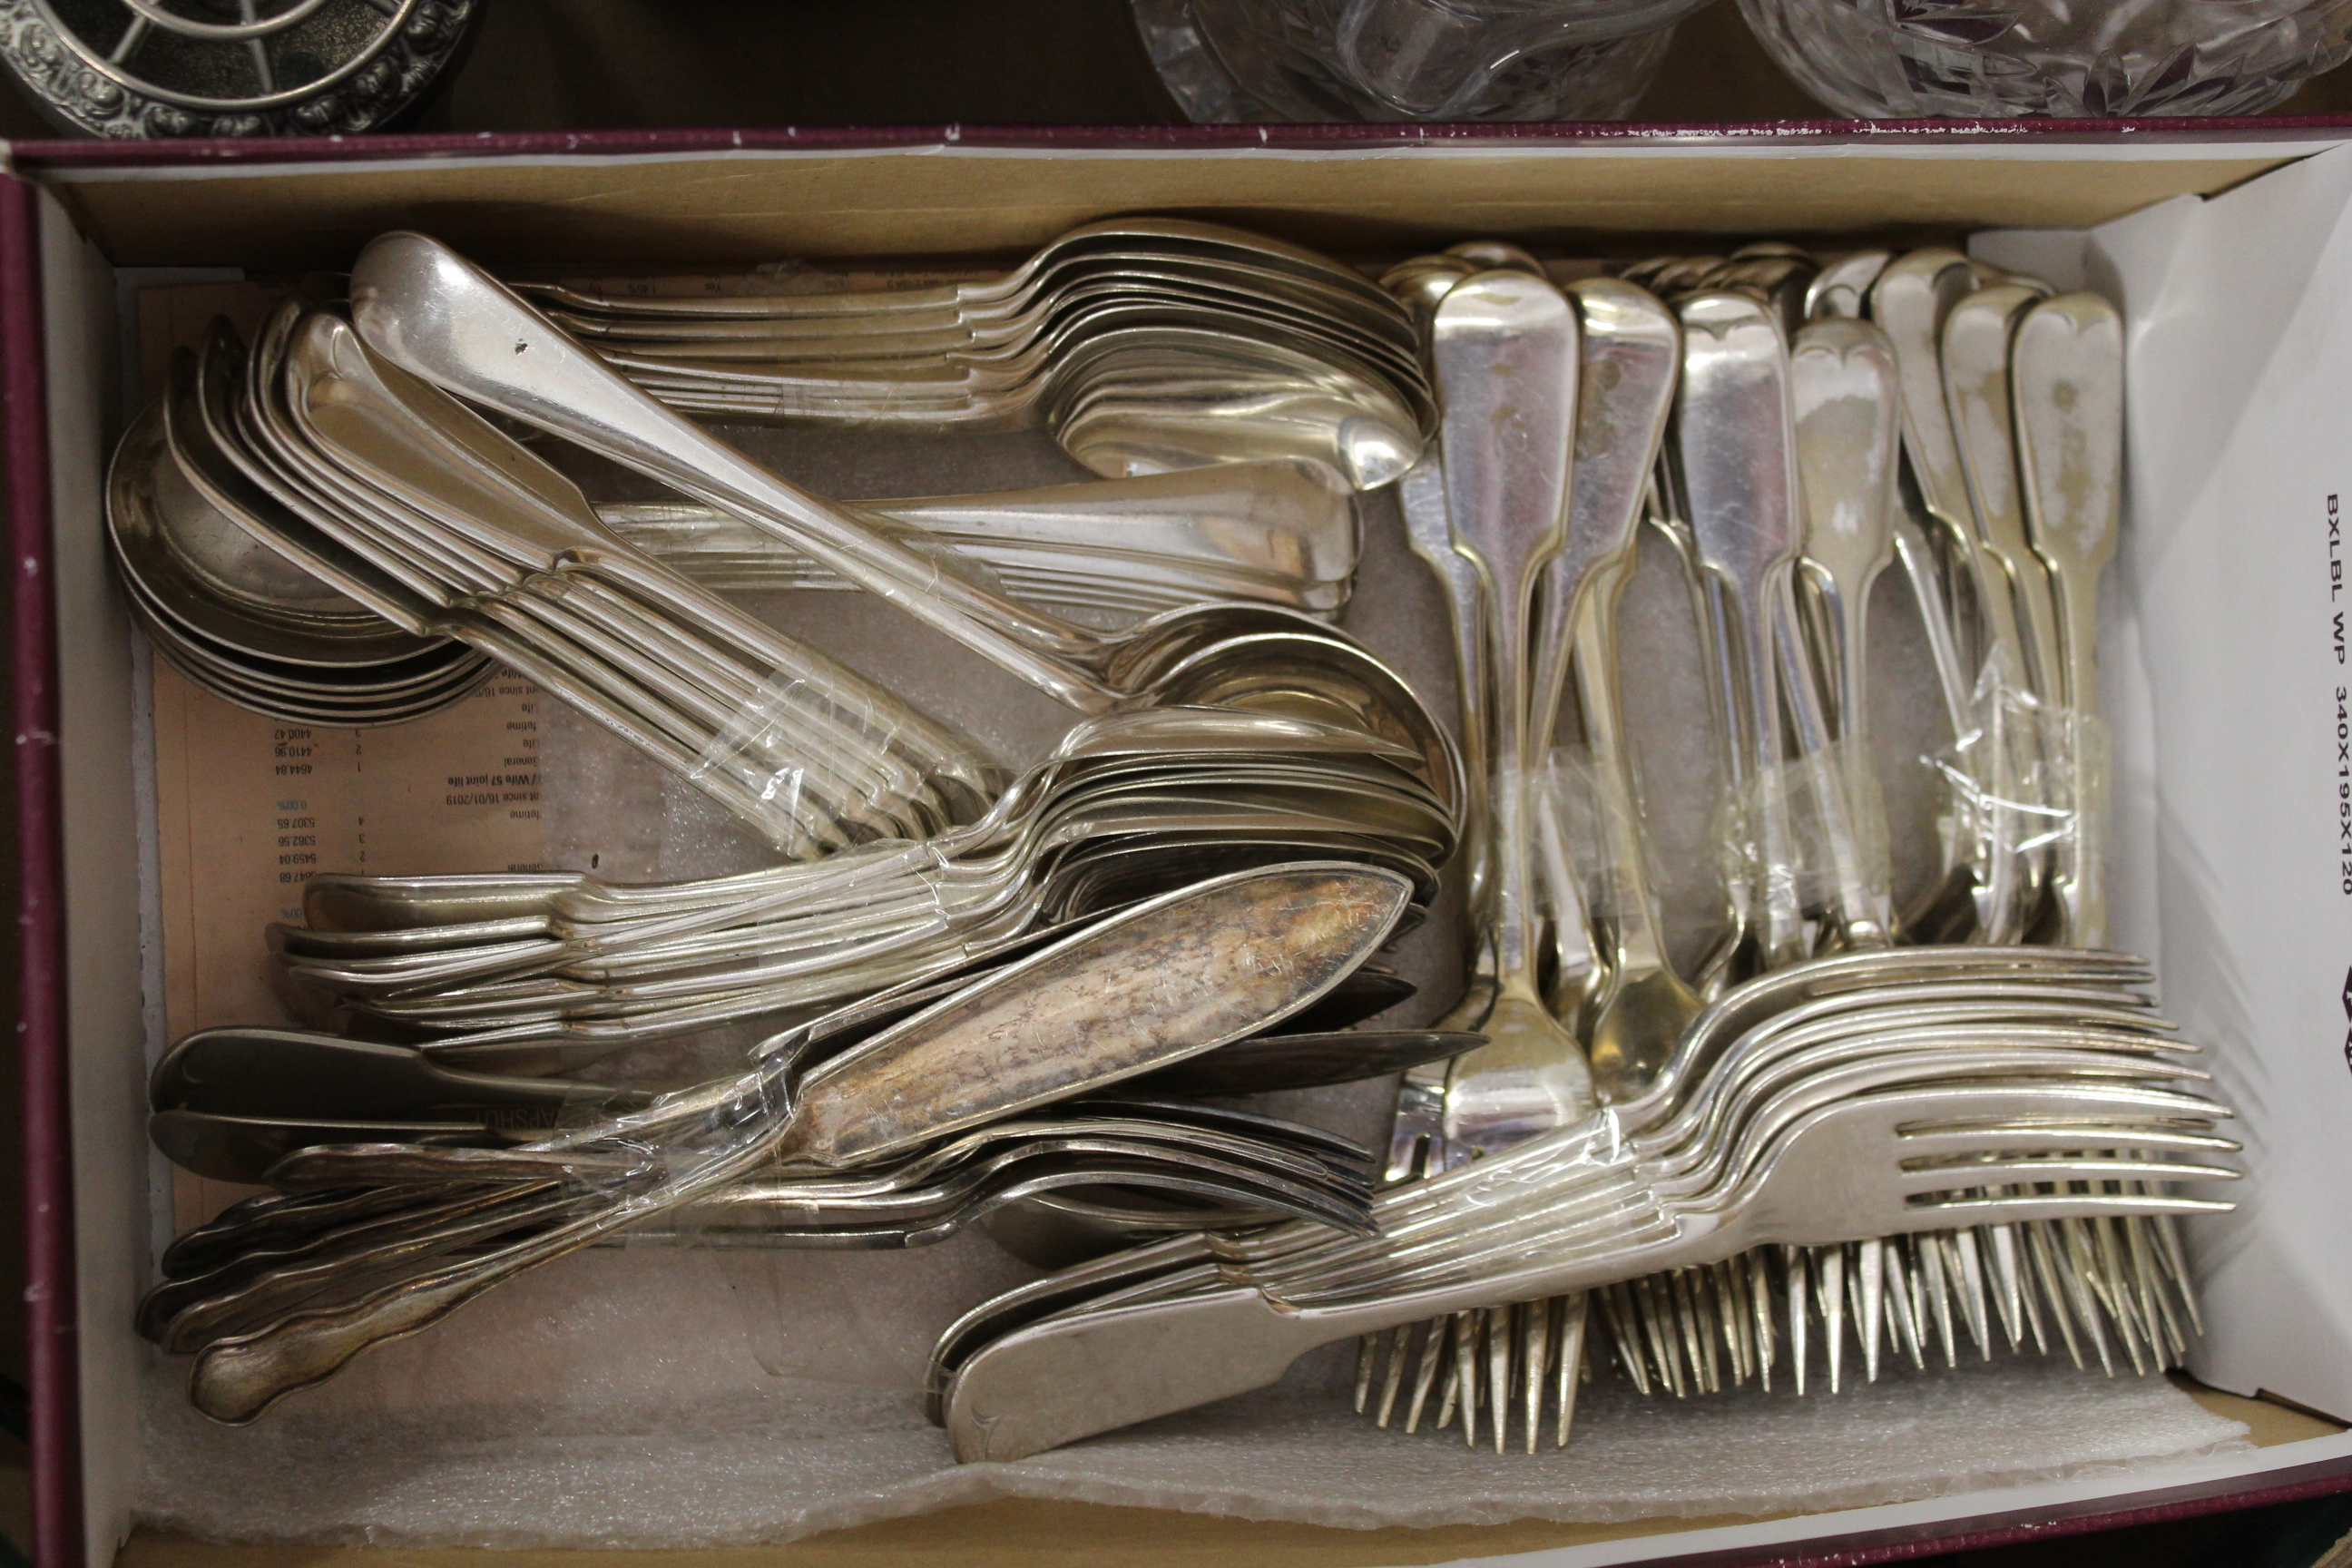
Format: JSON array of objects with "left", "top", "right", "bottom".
[
  {"left": 1945, "top": 283, "right": 2067, "bottom": 709},
  {"left": 109, "top": 401, "right": 494, "bottom": 722},
  {"left": 1790, "top": 318, "right": 1901, "bottom": 750}
]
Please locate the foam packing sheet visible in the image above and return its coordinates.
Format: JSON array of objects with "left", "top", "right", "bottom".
[
  {"left": 136, "top": 1335, "right": 2249, "bottom": 1547},
  {"left": 133, "top": 307, "right": 2244, "bottom": 1544}
]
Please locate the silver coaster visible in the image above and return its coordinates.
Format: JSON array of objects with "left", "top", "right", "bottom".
[{"left": 0, "top": 0, "right": 478, "bottom": 139}]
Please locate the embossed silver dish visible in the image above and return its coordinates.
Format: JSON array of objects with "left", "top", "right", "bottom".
[{"left": 0, "top": 0, "right": 478, "bottom": 139}]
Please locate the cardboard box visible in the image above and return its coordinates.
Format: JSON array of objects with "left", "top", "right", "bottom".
[{"left": 15, "top": 119, "right": 2352, "bottom": 1567}]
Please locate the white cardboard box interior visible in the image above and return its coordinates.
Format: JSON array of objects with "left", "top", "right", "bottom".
[{"left": 31, "top": 132, "right": 2352, "bottom": 1565}]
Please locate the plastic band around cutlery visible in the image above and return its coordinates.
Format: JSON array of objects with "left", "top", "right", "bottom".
[
  {"left": 1528, "top": 750, "right": 1608, "bottom": 907},
  {"left": 1531, "top": 747, "right": 1680, "bottom": 927},
  {"left": 1713, "top": 742, "right": 1893, "bottom": 943},
  {"left": 685, "top": 669, "right": 951, "bottom": 858},
  {"left": 1921, "top": 684, "right": 2098, "bottom": 878}
]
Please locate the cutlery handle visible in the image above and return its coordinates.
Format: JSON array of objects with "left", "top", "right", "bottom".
[
  {"left": 1573, "top": 564, "right": 1673, "bottom": 975},
  {"left": 1675, "top": 293, "right": 1809, "bottom": 969},
  {"left": 944, "top": 1280, "right": 1334, "bottom": 1462},
  {"left": 2054, "top": 579, "right": 2111, "bottom": 948},
  {"left": 946, "top": 1210, "right": 1698, "bottom": 1463},
  {"left": 1771, "top": 575, "right": 1894, "bottom": 947},
  {"left": 517, "top": 277, "right": 973, "bottom": 322},
  {"left": 190, "top": 1210, "right": 622, "bottom": 1423},
  {"left": 1398, "top": 457, "right": 1491, "bottom": 914},
  {"left": 2012, "top": 292, "right": 2124, "bottom": 949},
  {"left": 193, "top": 1044, "right": 818, "bottom": 1420},
  {"left": 1430, "top": 272, "right": 1579, "bottom": 989}
]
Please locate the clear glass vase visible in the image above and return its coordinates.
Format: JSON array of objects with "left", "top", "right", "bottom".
[
  {"left": 1133, "top": 0, "right": 1717, "bottom": 122},
  {"left": 1736, "top": 0, "right": 2352, "bottom": 118}
]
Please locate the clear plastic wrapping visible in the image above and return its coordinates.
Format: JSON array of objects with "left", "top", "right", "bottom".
[
  {"left": 1917, "top": 666, "right": 2104, "bottom": 945},
  {"left": 1713, "top": 738, "right": 1896, "bottom": 951},
  {"left": 682, "top": 670, "right": 926, "bottom": 848}
]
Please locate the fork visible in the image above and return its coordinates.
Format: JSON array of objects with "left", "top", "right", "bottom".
[{"left": 940, "top": 1070, "right": 2233, "bottom": 1462}]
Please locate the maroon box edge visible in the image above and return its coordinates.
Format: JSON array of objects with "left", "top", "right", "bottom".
[
  {"left": 9, "top": 117, "right": 2352, "bottom": 1567},
  {"left": 5, "top": 166, "right": 85, "bottom": 1568},
  {"left": 6, "top": 113, "right": 2352, "bottom": 171}
]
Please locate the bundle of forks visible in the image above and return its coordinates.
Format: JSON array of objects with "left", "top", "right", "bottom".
[
  {"left": 932, "top": 945, "right": 2234, "bottom": 1463},
  {"left": 1350, "top": 240, "right": 2164, "bottom": 1450},
  {"left": 922, "top": 238, "right": 2228, "bottom": 1463}
]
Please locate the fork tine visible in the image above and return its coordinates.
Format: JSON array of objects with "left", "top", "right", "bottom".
[
  {"left": 1823, "top": 1244, "right": 1847, "bottom": 1392},
  {"left": 1671, "top": 1269, "right": 1710, "bottom": 1394},
  {"left": 2152, "top": 1211, "right": 2203, "bottom": 1335},
  {"left": 1921, "top": 1230, "right": 1956, "bottom": 1367},
  {"left": 1375, "top": 1321, "right": 1412, "bottom": 1426},
  {"left": 2010, "top": 1218, "right": 2050, "bottom": 1356},
  {"left": 1984, "top": 1223, "right": 2024, "bottom": 1350},
  {"left": 1726, "top": 1261, "right": 1755, "bottom": 1386},
  {"left": 1439, "top": 1317, "right": 1468, "bottom": 1433},
  {"left": 1887, "top": 1241, "right": 1926, "bottom": 1372},
  {"left": 1783, "top": 1246, "right": 1808, "bottom": 1396},
  {"left": 1405, "top": 1317, "right": 1446, "bottom": 1433},
  {"left": 2026, "top": 1220, "right": 2086, "bottom": 1370},
  {"left": 1521, "top": 1299, "right": 1547, "bottom": 1454},
  {"left": 1600, "top": 1282, "right": 1651, "bottom": 1395},
  {"left": 1554, "top": 1293, "right": 1588, "bottom": 1447},
  {"left": 2092, "top": 1211, "right": 2151, "bottom": 1375},
  {"left": 1900, "top": 1153, "right": 2241, "bottom": 1188},
  {"left": 1599, "top": 1288, "right": 1655, "bottom": 1401},
  {"left": 1456, "top": 1309, "right": 1481, "bottom": 1447},
  {"left": 1488, "top": 1303, "right": 1513, "bottom": 1454},
  {"left": 1636, "top": 1274, "right": 1682, "bottom": 1396},
  {"left": 1697, "top": 1268, "right": 1725, "bottom": 1393},
  {"left": 1950, "top": 1228, "right": 1991, "bottom": 1358},
  {"left": 1857, "top": 1239, "right": 1885, "bottom": 1383},
  {"left": 2129, "top": 1213, "right": 2186, "bottom": 1361},
  {"left": 1906, "top": 1239, "right": 1935, "bottom": 1369},
  {"left": 1698, "top": 1269, "right": 1724, "bottom": 1394},
  {"left": 2060, "top": 1216, "right": 2119, "bottom": 1377},
  {"left": 1354, "top": 1334, "right": 1378, "bottom": 1413},
  {"left": 1749, "top": 1250, "right": 1776, "bottom": 1393},
  {"left": 1905, "top": 1189, "right": 2237, "bottom": 1225}
]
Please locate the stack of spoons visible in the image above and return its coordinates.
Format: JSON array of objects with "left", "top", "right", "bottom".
[{"left": 513, "top": 218, "right": 1436, "bottom": 492}]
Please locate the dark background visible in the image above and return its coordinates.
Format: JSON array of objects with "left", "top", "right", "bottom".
[
  {"left": 3, "top": 0, "right": 2352, "bottom": 139},
  {"left": 5, "top": 2, "right": 2352, "bottom": 1563}
]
